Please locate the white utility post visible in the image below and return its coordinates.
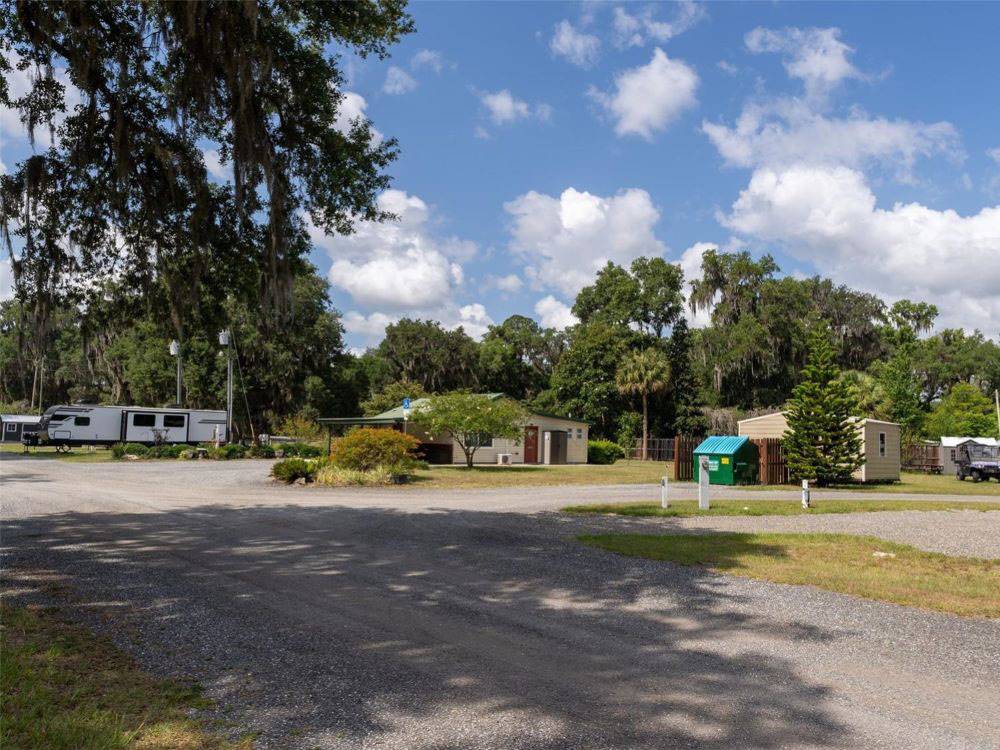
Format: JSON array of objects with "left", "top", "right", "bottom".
[
  {"left": 219, "top": 329, "right": 232, "bottom": 441},
  {"left": 660, "top": 475, "right": 669, "bottom": 509},
  {"left": 801, "top": 479, "right": 811, "bottom": 509},
  {"left": 698, "top": 455, "right": 711, "bottom": 510},
  {"left": 169, "top": 339, "right": 182, "bottom": 405}
]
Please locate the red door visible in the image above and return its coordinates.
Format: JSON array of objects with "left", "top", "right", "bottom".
[{"left": 524, "top": 426, "right": 538, "bottom": 464}]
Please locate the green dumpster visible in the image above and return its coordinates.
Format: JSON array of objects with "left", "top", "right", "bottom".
[{"left": 693, "top": 436, "right": 759, "bottom": 485}]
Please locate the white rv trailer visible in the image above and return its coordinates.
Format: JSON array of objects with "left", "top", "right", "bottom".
[{"left": 31, "top": 404, "right": 228, "bottom": 447}]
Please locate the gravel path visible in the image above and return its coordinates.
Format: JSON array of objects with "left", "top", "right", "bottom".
[{"left": 3, "top": 454, "right": 1000, "bottom": 749}]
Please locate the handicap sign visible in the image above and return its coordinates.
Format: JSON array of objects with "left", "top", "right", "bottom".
[
  {"left": 402, "top": 397, "right": 412, "bottom": 420},
  {"left": 402, "top": 398, "right": 411, "bottom": 409}
]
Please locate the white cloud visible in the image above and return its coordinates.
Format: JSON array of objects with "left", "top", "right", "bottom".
[
  {"left": 201, "top": 148, "right": 230, "bottom": 181},
  {"left": 0, "top": 257, "right": 13, "bottom": 300},
  {"left": 411, "top": 49, "right": 445, "bottom": 73},
  {"left": 534, "top": 295, "right": 579, "bottom": 330},
  {"left": 383, "top": 66, "right": 417, "bottom": 95},
  {"left": 333, "top": 91, "right": 383, "bottom": 144},
  {"left": 612, "top": 1, "right": 706, "bottom": 48},
  {"left": 493, "top": 274, "right": 524, "bottom": 293},
  {"left": 343, "top": 310, "right": 399, "bottom": 340},
  {"left": 745, "top": 27, "right": 861, "bottom": 100},
  {"left": 717, "top": 60, "right": 739, "bottom": 76},
  {"left": 676, "top": 242, "right": 716, "bottom": 328},
  {"left": 588, "top": 48, "right": 698, "bottom": 139},
  {"left": 314, "top": 189, "right": 474, "bottom": 310},
  {"left": 988, "top": 146, "right": 1000, "bottom": 165},
  {"left": 550, "top": 20, "right": 601, "bottom": 68},
  {"left": 504, "top": 186, "right": 666, "bottom": 297},
  {"left": 453, "top": 303, "right": 494, "bottom": 339},
  {"left": 473, "top": 125, "right": 491, "bottom": 140},
  {"left": 1, "top": 50, "right": 82, "bottom": 149},
  {"left": 721, "top": 164, "right": 1000, "bottom": 331},
  {"left": 702, "top": 99, "right": 961, "bottom": 181}
]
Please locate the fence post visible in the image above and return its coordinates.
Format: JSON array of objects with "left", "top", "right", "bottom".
[{"left": 673, "top": 436, "right": 680, "bottom": 481}]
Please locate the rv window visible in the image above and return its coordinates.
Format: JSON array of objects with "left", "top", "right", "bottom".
[
  {"left": 132, "top": 413, "right": 156, "bottom": 427},
  {"left": 51, "top": 413, "right": 73, "bottom": 422},
  {"left": 74, "top": 416, "right": 90, "bottom": 426},
  {"left": 878, "top": 432, "right": 886, "bottom": 457},
  {"left": 163, "top": 414, "right": 185, "bottom": 428}
]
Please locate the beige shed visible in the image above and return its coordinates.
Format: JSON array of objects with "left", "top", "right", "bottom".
[{"left": 737, "top": 411, "right": 901, "bottom": 482}]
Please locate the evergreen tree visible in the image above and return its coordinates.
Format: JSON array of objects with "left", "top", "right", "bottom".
[
  {"left": 875, "top": 345, "right": 924, "bottom": 445},
  {"left": 668, "top": 319, "right": 707, "bottom": 436},
  {"left": 783, "top": 325, "right": 864, "bottom": 486}
]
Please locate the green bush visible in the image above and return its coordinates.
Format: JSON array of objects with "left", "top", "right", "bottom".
[
  {"left": 278, "top": 442, "right": 323, "bottom": 458},
  {"left": 112, "top": 442, "right": 149, "bottom": 459},
  {"left": 588, "top": 439, "right": 625, "bottom": 465},
  {"left": 329, "top": 428, "right": 420, "bottom": 471},
  {"left": 247, "top": 443, "right": 276, "bottom": 458},
  {"left": 145, "top": 444, "right": 189, "bottom": 459},
  {"left": 205, "top": 443, "right": 247, "bottom": 460},
  {"left": 314, "top": 463, "right": 411, "bottom": 487},
  {"left": 271, "top": 457, "right": 318, "bottom": 484}
]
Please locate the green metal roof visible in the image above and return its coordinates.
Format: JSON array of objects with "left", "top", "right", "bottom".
[{"left": 693, "top": 435, "right": 750, "bottom": 455}]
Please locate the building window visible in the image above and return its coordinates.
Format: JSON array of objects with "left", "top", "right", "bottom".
[
  {"left": 467, "top": 432, "right": 493, "bottom": 448},
  {"left": 878, "top": 432, "right": 886, "bottom": 457},
  {"left": 576, "top": 428, "right": 583, "bottom": 439},
  {"left": 74, "top": 416, "right": 90, "bottom": 426},
  {"left": 133, "top": 413, "right": 156, "bottom": 427},
  {"left": 5, "top": 423, "right": 16, "bottom": 432},
  {"left": 950, "top": 449, "right": 956, "bottom": 461},
  {"left": 163, "top": 414, "right": 185, "bottom": 428}
]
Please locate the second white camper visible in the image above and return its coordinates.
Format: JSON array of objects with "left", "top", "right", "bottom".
[{"left": 31, "top": 404, "right": 228, "bottom": 447}]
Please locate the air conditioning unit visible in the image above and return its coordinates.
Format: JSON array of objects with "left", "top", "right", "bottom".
[{"left": 497, "top": 453, "right": 513, "bottom": 465}]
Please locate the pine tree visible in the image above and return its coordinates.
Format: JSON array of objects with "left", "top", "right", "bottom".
[
  {"left": 784, "top": 325, "right": 864, "bottom": 485},
  {"left": 668, "top": 319, "right": 707, "bottom": 436}
]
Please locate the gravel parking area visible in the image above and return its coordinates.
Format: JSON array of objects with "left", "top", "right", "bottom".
[{"left": 3, "top": 454, "right": 999, "bottom": 749}]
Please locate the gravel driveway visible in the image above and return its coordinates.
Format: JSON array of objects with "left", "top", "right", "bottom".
[{"left": 3, "top": 454, "right": 999, "bottom": 749}]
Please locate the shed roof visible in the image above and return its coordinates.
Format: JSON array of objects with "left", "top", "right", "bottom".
[
  {"left": 942, "top": 436, "right": 1000, "bottom": 448},
  {"left": 694, "top": 435, "right": 750, "bottom": 455},
  {"left": 0, "top": 414, "right": 42, "bottom": 424}
]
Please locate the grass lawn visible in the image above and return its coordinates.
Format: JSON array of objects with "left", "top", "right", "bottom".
[
  {"left": 409, "top": 460, "right": 673, "bottom": 488},
  {"left": 0, "top": 442, "right": 113, "bottom": 463},
  {"left": 1, "top": 604, "right": 250, "bottom": 750},
  {"left": 744, "top": 471, "right": 1000, "bottom": 497},
  {"left": 563, "top": 498, "right": 1000, "bottom": 517},
  {"left": 579, "top": 533, "right": 1000, "bottom": 618}
]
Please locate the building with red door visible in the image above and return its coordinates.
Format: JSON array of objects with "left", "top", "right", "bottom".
[{"left": 319, "top": 395, "right": 589, "bottom": 465}]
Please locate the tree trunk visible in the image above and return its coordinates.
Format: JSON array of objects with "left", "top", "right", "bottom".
[
  {"left": 641, "top": 392, "right": 648, "bottom": 461},
  {"left": 465, "top": 447, "right": 475, "bottom": 469}
]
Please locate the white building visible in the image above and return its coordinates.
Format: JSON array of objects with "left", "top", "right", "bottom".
[{"left": 939, "top": 436, "right": 1000, "bottom": 475}]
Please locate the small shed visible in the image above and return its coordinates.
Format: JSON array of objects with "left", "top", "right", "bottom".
[
  {"left": 939, "top": 437, "right": 1000, "bottom": 476},
  {"left": 693, "top": 436, "right": 759, "bottom": 485},
  {"left": 0, "top": 414, "right": 42, "bottom": 443}
]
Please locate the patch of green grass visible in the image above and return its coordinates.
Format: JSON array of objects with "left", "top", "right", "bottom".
[
  {"left": 563, "top": 498, "right": 1000, "bottom": 517},
  {"left": 409, "top": 460, "right": 673, "bottom": 488},
  {"left": 0, "top": 443, "right": 113, "bottom": 463},
  {"left": 743, "top": 471, "right": 1000, "bottom": 497},
  {"left": 0, "top": 604, "right": 251, "bottom": 750},
  {"left": 579, "top": 533, "right": 1000, "bottom": 618}
]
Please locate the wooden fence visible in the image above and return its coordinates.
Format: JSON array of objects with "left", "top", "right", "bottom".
[
  {"left": 629, "top": 438, "right": 675, "bottom": 462},
  {"left": 753, "top": 438, "right": 788, "bottom": 485},
  {"left": 632, "top": 435, "right": 793, "bottom": 485},
  {"left": 902, "top": 443, "right": 941, "bottom": 473},
  {"left": 673, "top": 436, "right": 697, "bottom": 481}
]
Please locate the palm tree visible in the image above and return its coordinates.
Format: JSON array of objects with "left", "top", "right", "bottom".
[{"left": 616, "top": 348, "right": 671, "bottom": 460}]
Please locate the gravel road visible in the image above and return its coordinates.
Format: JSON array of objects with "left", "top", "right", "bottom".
[{"left": 3, "top": 454, "right": 999, "bottom": 749}]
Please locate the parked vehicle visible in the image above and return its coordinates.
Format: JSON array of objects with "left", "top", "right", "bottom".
[
  {"left": 955, "top": 441, "right": 1000, "bottom": 482},
  {"left": 25, "top": 405, "right": 228, "bottom": 449}
]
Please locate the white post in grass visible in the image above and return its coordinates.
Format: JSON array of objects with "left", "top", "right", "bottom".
[
  {"left": 698, "top": 455, "right": 710, "bottom": 510},
  {"left": 660, "top": 476, "right": 669, "bottom": 509},
  {"left": 801, "top": 478, "right": 811, "bottom": 509}
]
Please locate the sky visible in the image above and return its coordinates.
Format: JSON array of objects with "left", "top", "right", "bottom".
[{"left": 3, "top": 1, "right": 999, "bottom": 350}]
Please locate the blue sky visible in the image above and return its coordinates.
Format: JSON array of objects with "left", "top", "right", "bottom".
[{"left": 3, "top": 2, "right": 999, "bottom": 347}]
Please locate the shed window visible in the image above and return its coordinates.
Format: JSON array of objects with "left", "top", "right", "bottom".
[
  {"left": 950, "top": 449, "right": 956, "bottom": 461},
  {"left": 576, "top": 428, "right": 583, "bottom": 439},
  {"left": 6, "top": 423, "right": 16, "bottom": 432},
  {"left": 74, "top": 416, "right": 90, "bottom": 426},
  {"left": 163, "top": 414, "right": 186, "bottom": 428},
  {"left": 132, "top": 413, "right": 156, "bottom": 427},
  {"left": 467, "top": 432, "right": 493, "bottom": 448},
  {"left": 878, "top": 432, "right": 886, "bottom": 457}
]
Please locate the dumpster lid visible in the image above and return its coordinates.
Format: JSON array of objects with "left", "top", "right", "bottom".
[{"left": 693, "top": 435, "right": 749, "bottom": 456}]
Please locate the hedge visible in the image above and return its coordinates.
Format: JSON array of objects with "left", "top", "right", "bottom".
[{"left": 587, "top": 439, "right": 626, "bottom": 465}]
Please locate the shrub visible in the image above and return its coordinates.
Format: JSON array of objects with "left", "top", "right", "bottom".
[
  {"left": 329, "top": 428, "right": 420, "bottom": 471},
  {"left": 206, "top": 443, "right": 247, "bottom": 460},
  {"left": 271, "top": 457, "right": 317, "bottom": 484},
  {"left": 314, "top": 463, "right": 411, "bottom": 487},
  {"left": 145, "top": 444, "right": 189, "bottom": 459},
  {"left": 278, "top": 442, "right": 323, "bottom": 458},
  {"left": 274, "top": 412, "right": 324, "bottom": 442},
  {"left": 247, "top": 443, "right": 276, "bottom": 459},
  {"left": 588, "top": 439, "right": 625, "bottom": 465},
  {"left": 112, "top": 442, "right": 149, "bottom": 459}
]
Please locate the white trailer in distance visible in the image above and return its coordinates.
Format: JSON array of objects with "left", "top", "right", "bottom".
[{"left": 27, "top": 404, "right": 228, "bottom": 448}]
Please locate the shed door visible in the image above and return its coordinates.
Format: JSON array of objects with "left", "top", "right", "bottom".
[{"left": 524, "top": 426, "right": 538, "bottom": 464}]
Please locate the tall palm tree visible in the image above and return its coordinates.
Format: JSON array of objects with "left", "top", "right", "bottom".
[{"left": 616, "top": 348, "right": 671, "bottom": 460}]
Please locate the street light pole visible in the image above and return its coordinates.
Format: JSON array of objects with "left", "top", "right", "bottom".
[
  {"left": 169, "top": 340, "right": 182, "bottom": 405},
  {"left": 219, "top": 329, "right": 232, "bottom": 441}
]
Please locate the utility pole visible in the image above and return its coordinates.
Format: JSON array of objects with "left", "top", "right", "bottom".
[
  {"left": 169, "top": 340, "right": 182, "bottom": 405},
  {"left": 995, "top": 389, "right": 999, "bottom": 437},
  {"left": 219, "top": 329, "right": 233, "bottom": 441}
]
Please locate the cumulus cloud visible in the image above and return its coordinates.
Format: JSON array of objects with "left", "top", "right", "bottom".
[
  {"left": 988, "top": 146, "right": 1000, "bottom": 165},
  {"left": 314, "top": 189, "right": 474, "bottom": 310},
  {"left": 745, "top": 27, "right": 861, "bottom": 100},
  {"left": 453, "top": 303, "right": 494, "bottom": 339},
  {"left": 476, "top": 89, "right": 550, "bottom": 126},
  {"left": 676, "top": 242, "right": 717, "bottom": 328},
  {"left": 721, "top": 164, "right": 1000, "bottom": 331},
  {"left": 588, "top": 48, "right": 698, "bottom": 139},
  {"left": 383, "top": 65, "right": 417, "bottom": 95},
  {"left": 534, "top": 295, "right": 579, "bottom": 330},
  {"left": 201, "top": 148, "right": 230, "bottom": 181},
  {"left": 411, "top": 49, "right": 445, "bottom": 73},
  {"left": 550, "top": 20, "right": 601, "bottom": 68},
  {"left": 333, "top": 91, "right": 383, "bottom": 144},
  {"left": 702, "top": 99, "right": 961, "bottom": 181},
  {"left": 612, "top": 1, "right": 706, "bottom": 48},
  {"left": 504, "top": 186, "right": 666, "bottom": 297},
  {"left": 492, "top": 274, "right": 524, "bottom": 293}
]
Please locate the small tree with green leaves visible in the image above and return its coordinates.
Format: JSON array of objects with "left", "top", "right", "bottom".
[
  {"left": 616, "top": 348, "right": 671, "bottom": 461},
  {"left": 783, "top": 326, "right": 864, "bottom": 486},
  {"left": 412, "top": 392, "right": 527, "bottom": 468}
]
